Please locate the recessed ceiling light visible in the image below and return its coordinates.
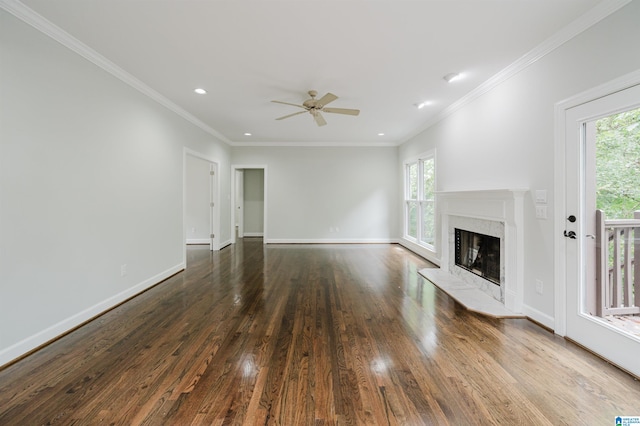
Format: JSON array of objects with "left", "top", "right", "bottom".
[
  {"left": 443, "top": 72, "right": 462, "bottom": 83},
  {"left": 194, "top": 88, "right": 207, "bottom": 94},
  {"left": 378, "top": 133, "right": 385, "bottom": 136},
  {"left": 244, "top": 132, "right": 252, "bottom": 136},
  {"left": 416, "top": 101, "right": 432, "bottom": 109}
]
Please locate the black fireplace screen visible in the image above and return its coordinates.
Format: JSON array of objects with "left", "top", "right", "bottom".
[{"left": 454, "top": 228, "right": 500, "bottom": 285}]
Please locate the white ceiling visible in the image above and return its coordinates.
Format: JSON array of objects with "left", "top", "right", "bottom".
[{"left": 17, "top": 0, "right": 607, "bottom": 146}]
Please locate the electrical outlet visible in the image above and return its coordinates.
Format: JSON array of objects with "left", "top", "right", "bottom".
[
  {"left": 121, "top": 264, "right": 127, "bottom": 277},
  {"left": 535, "top": 205, "right": 547, "bottom": 219},
  {"left": 535, "top": 279, "right": 543, "bottom": 294}
]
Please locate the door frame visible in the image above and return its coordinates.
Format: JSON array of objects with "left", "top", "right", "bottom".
[
  {"left": 183, "top": 148, "right": 220, "bottom": 261},
  {"left": 235, "top": 169, "right": 244, "bottom": 238},
  {"left": 231, "top": 164, "right": 267, "bottom": 244},
  {"left": 554, "top": 69, "right": 640, "bottom": 337}
]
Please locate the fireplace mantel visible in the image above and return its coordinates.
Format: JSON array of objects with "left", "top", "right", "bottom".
[
  {"left": 436, "top": 189, "right": 528, "bottom": 221},
  {"left": 437, "top": 188, "right": 528, "bottom": 313}
]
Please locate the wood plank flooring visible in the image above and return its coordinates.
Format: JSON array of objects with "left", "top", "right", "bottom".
[{"left": 1, "top": 240, "right": 639, "bottom": 425}]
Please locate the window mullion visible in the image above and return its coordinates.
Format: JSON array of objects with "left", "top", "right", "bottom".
[{"left": 416, "top": 159, "right": 423, "bottom": 241}]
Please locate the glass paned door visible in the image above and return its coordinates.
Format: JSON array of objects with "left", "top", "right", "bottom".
[{"left": 564, "top": 83, "right": 640, "bottom": 378}]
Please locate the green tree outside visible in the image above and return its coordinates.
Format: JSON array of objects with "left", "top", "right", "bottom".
[{"left": 596, "top": 107, "right": 640, "bottom": 219}]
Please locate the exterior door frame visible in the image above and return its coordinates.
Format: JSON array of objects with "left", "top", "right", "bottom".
[{"left": 554, "top": 69, "right": 640, "bottom": 337}]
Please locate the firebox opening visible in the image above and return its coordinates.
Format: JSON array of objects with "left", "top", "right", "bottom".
[{"left": 454, "top": 228, "right": 500, "bottom": 285}]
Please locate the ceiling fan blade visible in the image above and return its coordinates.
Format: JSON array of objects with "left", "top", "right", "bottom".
[
  {"left": 323, "top": 107, "right": 360, "bottom": 116},
  {"left": 316, "top": 92, "right": 338, "bottom": 108},
  {"left": 313, "top": 111, "right": 327, "bottom": 127},
  {"left": 276, "top": 110, "right": 307, "bottom": 120},
  {"left": 271, "top": 100, "right": 306, "bottom": 109}
]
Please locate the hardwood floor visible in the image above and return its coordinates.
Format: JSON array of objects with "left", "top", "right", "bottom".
[{"left": 1, "top": 240, "right": 639, "bottom": 425}]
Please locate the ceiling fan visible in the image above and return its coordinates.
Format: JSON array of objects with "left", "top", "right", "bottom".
[{"left": 271, "top": 90, "right": 360, "bottom": 127}]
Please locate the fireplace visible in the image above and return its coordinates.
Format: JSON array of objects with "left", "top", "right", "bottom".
[
  {"left": 448, "top": 215, "right": 505, "bottom": 302},
  {"left": 455, "top": 228, "right": 500, "bottom": 285},
  {"left": 437, "top": 189, "right": 527, "bottom": 313}
]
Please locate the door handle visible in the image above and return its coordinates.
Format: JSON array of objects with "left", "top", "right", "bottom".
[{"left": 564, "top": 230, "right": 576, "bottom": 239}]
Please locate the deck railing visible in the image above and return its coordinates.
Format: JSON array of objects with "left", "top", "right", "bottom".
[{"left": 596, "top": 210, "right": 640, "bottom": 316}]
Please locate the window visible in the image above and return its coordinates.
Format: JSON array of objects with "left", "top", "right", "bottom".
[
  {"left": 404, "top": 152, "right": 435, "bottom": 249},
  {"left": 406, "top": 162, "right": 418, "bottom": 239}
]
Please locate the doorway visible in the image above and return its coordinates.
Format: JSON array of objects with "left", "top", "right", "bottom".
[
  {"left": 184, "top": 149, "right": 219, "bottom": 254},
  {"left": 231, "top": 165, "right": 267, "bottom": 244},
  {"left": 557, "top": 77, "right": 640, "bottom": 378}
]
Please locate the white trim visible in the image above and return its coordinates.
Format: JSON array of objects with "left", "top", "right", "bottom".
[
  {"left": 0, "top": 0, "right": 232, "bottom": 145},
  {"left": 553, "top": 102, "right": 568, "bottom": 336},
  {"left": 219, "top": 240, "right": 233, "bottom": 250},
  {"left": 0, "top": 262, "right": 184, "bottom": 367},
  {"left": 230, "top": 140, "right": 398, "bottom": 148},
  {"left": 402, "top": 150, "right": 437, "bottom": 250},
  {"left": 553, "top": 69, "right": 640, "bottom": 337},
  {"left": 403, "top": 149, "right": 436, "bottom": 165},
  {"left": 265, "top": 238, "right": 396, "bottom": 244},
  {"left": 401, "top": 0, "right": 631, "bottom": 144},
  {"left": 183, "top": 148, "right": 221, "bottom": 264},
  {"left": 522, "top": 304, "right": 556, "bottom": 331},
  {"left": 242, "top": 232, "right": 264, "bottom": 237},
  {"left": 186, "top": 239, "right": 211, "bottom": 245},
  {"left": 398, "top": 238, "right": 440, "bottom": 266}
]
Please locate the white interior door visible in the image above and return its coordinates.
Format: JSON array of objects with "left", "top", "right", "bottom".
[
  {"left": 184, "top": 150, "right": 220, "bottom": 254},
  {"left": 209, "top": 163, "right": 217, "bottom": 251},
  {"left": 564, "top": 83, "right": 640, "bottom": 378}
]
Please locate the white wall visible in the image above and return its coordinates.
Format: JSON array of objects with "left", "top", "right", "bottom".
[
  {"left": 0, "top": 10, "right": 231, "bottom": 366},
  {"left": 232, "top": 146, "right": 399, "bottom": 242},
  {"left": 243, "top": 169, "right": 264, "bottom": 236},
  {"left": 398, "top": 1, "right": 640, "bottom": 328},
  {"left": 185, "top": 155, "right": 212, "bottom": 244}
]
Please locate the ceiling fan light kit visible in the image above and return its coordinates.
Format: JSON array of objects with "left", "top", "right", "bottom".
[{"left": 272, "top": 90, "right": 360, "bottom": 127}]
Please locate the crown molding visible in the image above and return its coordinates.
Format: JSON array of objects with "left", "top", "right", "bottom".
[
  {"left": 401, "top": 0, "right": 632, "bottom": 144},
  {"left": 2, "top": 0, "right": 630, "bottom": 149},
  {"left": 230, "top": 140, "right": 399, "bottom": 148},
  {"left": 0, "top": 0, "right": 233, "bottom": 146}
]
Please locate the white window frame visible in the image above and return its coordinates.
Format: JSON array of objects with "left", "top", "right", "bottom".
[{"left": 404, "top": 150, "right": 436, "bottom": 251}]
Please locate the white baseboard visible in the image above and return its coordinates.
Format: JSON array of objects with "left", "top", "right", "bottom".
[
  {"left": 186, "top": 238, "right": 210, "bottom": 244},
  {"left": 397, "top": 238, "right": 441, "bottom": 266},
  {"left": 265, "top": 238, "right": 396, "bottom": 244},
  {"left": 241, "top": 232, "right": 264, "bottom": 237},
  {"left": 0, "top": 263, "right": 185, "bottom": 368},
  {"left": 522, "top": 304, "right": 555, "bottom": 331}
]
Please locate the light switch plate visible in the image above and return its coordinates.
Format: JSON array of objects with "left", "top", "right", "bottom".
[{"left": 535, "top": 190, "right": 548, "bottom": 204}]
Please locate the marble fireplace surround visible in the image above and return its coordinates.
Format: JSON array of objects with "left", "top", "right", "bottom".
[{"left": 420, "top": 189, "right": 527, "bottom": 317}]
